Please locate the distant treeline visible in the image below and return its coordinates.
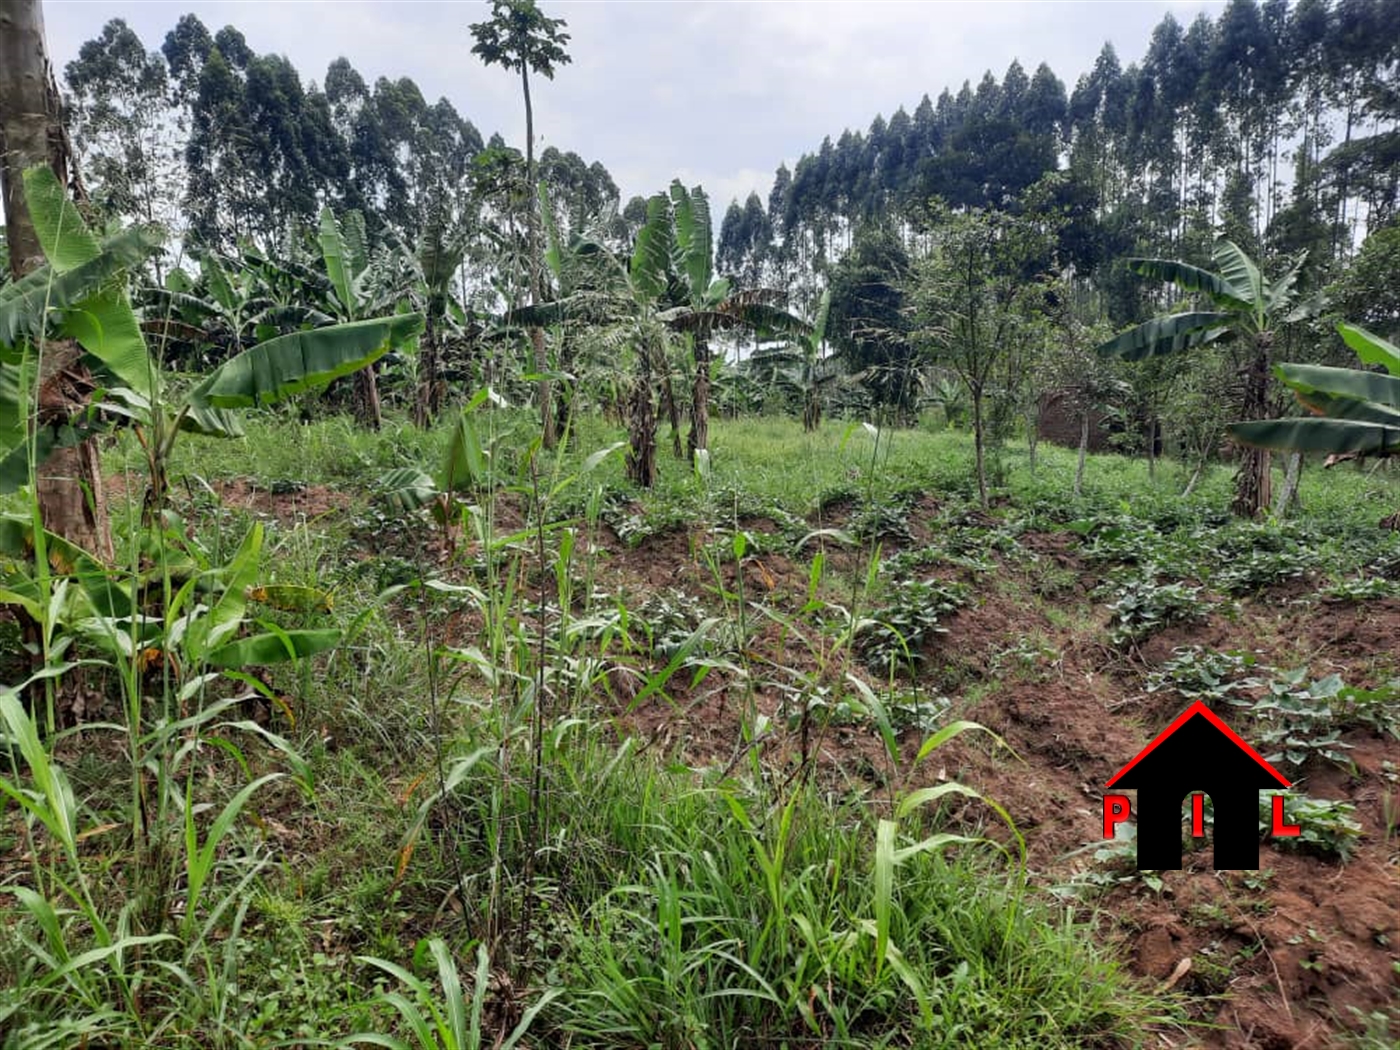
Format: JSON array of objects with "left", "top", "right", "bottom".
[{"left": 720, "top": 0, "right": 1399, "bottom": 321}]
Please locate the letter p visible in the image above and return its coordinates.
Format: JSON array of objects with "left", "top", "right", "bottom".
[{"left": 1103, "top": 794, "right": 1131, "bottom": 839}]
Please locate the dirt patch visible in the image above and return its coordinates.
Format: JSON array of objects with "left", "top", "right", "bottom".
[{"left": 213, "top": 478, "right": 352, "bottom": 523}]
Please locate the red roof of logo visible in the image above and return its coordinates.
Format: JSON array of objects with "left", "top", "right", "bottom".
[{"left": 1106, "top": 700, "right": 1291, "bottom": 789}]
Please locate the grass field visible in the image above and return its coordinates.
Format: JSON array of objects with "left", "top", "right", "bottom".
[{"left": 4, "top": 408, "right": 1400, "bottom": 1048}]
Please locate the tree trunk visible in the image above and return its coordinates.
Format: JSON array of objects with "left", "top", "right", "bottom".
[
  {"left": 1272, "top": 451, "right": 1302, "bottom": 520},
  {"left": 687, "top": 335, "right": 711, "bottom": 462},
  {"left": 626, "top": 346, "right": 657, "bottom": 488},
  {"left": 972, "top": 385, "right": 988, "bottom": 510},
  {"left": 661, "top": 370, "right": 683, "bottom": 459},
  {"left": 355, "top": 365, "right": 381, "bottom": 431},
  {"left": 1026, "top": 403, "right": 1039, "bottom": 475},
  {"left": 1074, "top": 411, "right": 1089, "bottom": 498},
  {"left": 521, "top": 66, "right": 555, "bottom": 450},
  {"left": 414, "top": 310, "right": 441, "bottom": 428},
  {"left": 1231, "top": 336, "right": 1273, "bottom": 518},
  {"left": 1, "top": 0, "right": 112, "bottom": 562}
]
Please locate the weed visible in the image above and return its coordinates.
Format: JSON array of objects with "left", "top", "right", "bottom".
[
  {"left": 856, "top": 576, "right": 971, "bottom": 675},
  {"left": 1104, "top": 575, "right": 1207, "bottom": 648}
]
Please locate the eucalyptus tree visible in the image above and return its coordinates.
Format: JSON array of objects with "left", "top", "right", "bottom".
[
  {"left": 470, "top": 0, "right": 571, "bottom": 449},
  {"left": 63, "top": 18, "right": 181, "bottom": 237},
  {"left": 1095, "top": 240, "right": 1316, "bottom": 517}
]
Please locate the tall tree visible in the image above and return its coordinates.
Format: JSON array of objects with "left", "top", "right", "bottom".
[
  {"left": 64, "top": 19, "right": 178, "bottom": 235},
  {"left": 0, "top": 0, "right": 114, "bottom": 560},
  {"left": 470, "top": 0, "right": 571, "bottom": 449},
  {"left": 910, "top": 205, "right": 1057, "bottom": 508}
]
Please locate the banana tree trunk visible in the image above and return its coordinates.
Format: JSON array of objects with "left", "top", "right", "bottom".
[
  {"left": 626, "top": 343, "right": 657, "bottom": 488},
  {"left": 355, "top": 365, "right": 382, "bottom": 431},
  {"left": 1231, "top": 335, "right": 1273, "bottom": 518},
  {"left": 688, "top": 334, "right": 711, "bottom": 462},
  {"left": 662, "top": 370, "right": 683, "bottom": 459},
  {"left": 414, "top": 310, "right": 441, "bottom": 428}
]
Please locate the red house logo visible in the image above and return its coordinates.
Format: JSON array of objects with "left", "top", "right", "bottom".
[{"left": 1104, "top": 701, "right": 1300, "bottom": 869}]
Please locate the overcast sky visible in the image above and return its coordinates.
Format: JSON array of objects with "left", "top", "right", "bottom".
[{"left": 45, "top": 0, "right": 1224, "bottom": 212}]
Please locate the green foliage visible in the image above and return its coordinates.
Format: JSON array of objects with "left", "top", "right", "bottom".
[
  {"left": 857, "top": 576, "right": 971, "bottom": 674},
  {"left": 1230, "top": 324, "right": 1400, "bottom": 459},
  {"left": 1263, "top": 793, "right": 1364, "bottom": 861},
  {"left": 1104, "top": 575, "right": 1206, "bottom": 647}
]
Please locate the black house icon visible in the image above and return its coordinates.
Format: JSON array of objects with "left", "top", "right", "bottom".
[{"left": 1106, "top": 701, "right": 1291, "bottom": 869}]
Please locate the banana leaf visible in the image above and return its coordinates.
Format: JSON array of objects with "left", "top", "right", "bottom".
[
  {"left": 189, "top": 314, "right": 423, "bottom": 409},
  {"left": 1228, "top": 417, "right": 1400, "bottom": 457},
  {"left": 1095, "top": 312, "right": 1233, "bottom": 361}
]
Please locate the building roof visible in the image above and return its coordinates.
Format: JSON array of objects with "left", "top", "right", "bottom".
[{"left": 1106, "top": 700, "right": 1291, "bottom": 790}]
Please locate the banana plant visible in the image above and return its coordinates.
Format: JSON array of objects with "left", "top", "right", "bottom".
[
  {"left": 376, "top": 389, "right": 504, "bottom": 536},
  {"left": 1096, "top": 240, "right": 1317, "bottom": 517},
  {"left": 794, "top": 290, "right": 832, "bottom": 431},
  {"left": 140, "top": 250, "right": 334, "bottom": 368},
  {"left": 1228, "top": 323, "right": 1400, "bottom": 525},
  {"left": 318, "top": 206, "right": 401, "bottom": 430},
  {"left": 0, "top": 513, "right": 339, "bottom": 692},
  {"left": 406, "top": 200, "right": 471, "bottom": 426},
  {"left": 657, "top": 180, "right": 808, "bottom": 462},
  {"left": 0, "top": 167, "right": 424, "bottom": 517}
]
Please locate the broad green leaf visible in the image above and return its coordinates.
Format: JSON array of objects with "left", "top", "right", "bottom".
[
  {"left": 1265, "top": 252, "right": 1309, "bottom": 314},
  {"left": 539, "top": 182, "right": 565, "bottom": 280},
  {"left": 1276, "top": 362, "right": 1400, "bottom": 412},
  {"left": 1228, "top": 417, "right": 1400, "bottom": 456},
  {"left": 670, "top": 180, "right": 713, "bottom": 300},
  {"left": 205, "top": 628, "right": 341, "bottom": 668},
  {"left": 1339, "top": 323, "right": 1400, "bottom": 377},
  {"left": 1287, "top": 390, "right": 1400, "bottom": 427},
  {"left": 873, "top": 817, "right": 895, "bottom": 981},
  {"left": 1212, "top": 240, "right": 1264, "bottom": 312},
  {"left": 342, "top": 210, "right": 370, "bottom": 281},
  {"left": 0, "top": 227, "right": 158, "bottom": 346},
  {"left": 630, "top": 193, "right": 672, "bottom": 303},
  {"left": 376, "top": 467, "right": 439, "bottom": 513},
  {"left": 1126, "top": 257, "right": 1251, "bottom": 311},
  {"left": 190, "top": 314, "right": 423, "bottom": 409},
  {"left": 62, "top": 288, "right": 152, "bottom": 397},
  {"left": 1094, "top": 311, "right": 1233, "bottom": 361},
  {"left": 200, "top": 254, "right": 238, "bottom": 313},
  {"left": 442, "top": 411, "right": 485, "bottom": 491},
  {"left": 21, "top": 167, "right": 100, "bottom": 273},
  {"left": 319, "top": 208, "right": 356, "bottom": 319}
]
